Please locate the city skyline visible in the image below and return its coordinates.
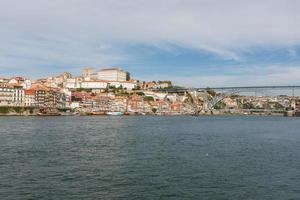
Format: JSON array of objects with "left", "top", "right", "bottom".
[{"left": 1, "top": 0, "right": 300, "bottom": 87}]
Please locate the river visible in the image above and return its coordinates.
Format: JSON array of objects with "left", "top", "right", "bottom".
[{"left": 0, "top": 116, "right": 300, "bottom": 199}]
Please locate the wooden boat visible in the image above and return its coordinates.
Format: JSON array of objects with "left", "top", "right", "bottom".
[
  {"left": 91, "top": 111, "right": 106, "bottom": 115},
  {"left": 106, "top": 111, "right": 124, "bottom": 116},
  {"left": 37, "top": 108, "right": 61, "bottom": 116}
]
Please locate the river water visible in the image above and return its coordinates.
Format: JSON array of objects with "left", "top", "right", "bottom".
[{"left": 0, "top": 116, "right": 300, "bottom": 199}]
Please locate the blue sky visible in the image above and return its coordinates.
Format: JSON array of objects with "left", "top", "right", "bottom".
[{"left": 1, "top": 0, "right": 300, "bottom": 87}]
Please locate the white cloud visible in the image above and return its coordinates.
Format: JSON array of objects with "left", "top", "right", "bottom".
[
  {"left": 1, "top": 0, "right": 300, "bottom": 58},
  {"left": 143, "top": 65, "right": 300, "bottom": 87},
  {"left": 173, "top": 66, "right": 300, "bottom": 87},
  {"left": 0, "top": 0, "right": 300, "bottom": 82}
]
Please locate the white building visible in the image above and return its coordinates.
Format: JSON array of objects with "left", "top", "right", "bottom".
[
  {"left": 108, "top": 81, "right": 137, "bottom": 90},
  {"left": 0, "top": 84, "right": 25, "bottom": 107},
  {"left": 81, "top": 81, "right": 108, "bottom": 89},
  {"left": 0, "top": 85, "right": 14, "bottom": 106},
  {"left": 13, "top": 87, "right": 25, "bottom": 107},
  {"left": 22, "top": 79, "right": 32, "bottom": 89},
  {"left": 97, "top": 68, "right": 127, "bottom": 81}
]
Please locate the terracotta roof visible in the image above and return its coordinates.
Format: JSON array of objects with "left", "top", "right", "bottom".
[{"left": 25, "top": 89, "right": 36, "bottom": 95}]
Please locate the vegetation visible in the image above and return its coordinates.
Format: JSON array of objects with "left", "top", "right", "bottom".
[
  {"left": 144, "top": 96, "right": 154, "bottom": 101},
  {"left": 0, "top": 106, "right": 36, "bottom": 114},
  {"left": 0, "top": 107, "right": 9, "bottom": 114},
  {"left": 75, "top": 88, "right": 92, "bottom": 92},
  {"left": 135, "top": 92, "right": 145, "bottom": 96},
  {"left": 133, "top": 85, "right": 141, "bottom": 90},
  {"left": 206, "top": 88, "right": 216, "bottom": 97},
  {"left": 185, "top": 92, "right": 194, "bottom": 104},
  {"left": 242, "top": 102, "right": 255, "bottom": 109},
  {"left": 274, "top": 102, "right": 285, "bottom": 110},
  {"left": 214, "top": 101, "right": 226, "bottom": 109}
]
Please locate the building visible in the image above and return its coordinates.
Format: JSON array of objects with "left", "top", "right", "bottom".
[
  {"left": 0, "top": 84, "right": 25, "bottom": 107},
  {"left": 81, "top": 81, "right": 108, "bottom": 89},
  {"left": 158, "top": 81, "right": 172, "bottom": 88},
  {"left": 24, "top": 89, "right": 36, "bottom": 107},
  {"left": 83, "top": 67, "right": 94, "bottom": 78},
  {"left": 97, "top": 68, "right": 127, "bottom": 81},
  {"left": 13, "top": 85, "right": 25, "bottom": 107},
  {"left": 0, "top": 84, "right": 14, "bottom": 106},
  {"left": 33, "top": 86, "right": 60, "bottom": 108},
  {"left": 0, "top": 77, "right": 9, "bottom": 83},
  {"left": 107, "top": 80, "right": 137, "bottom": 90}
]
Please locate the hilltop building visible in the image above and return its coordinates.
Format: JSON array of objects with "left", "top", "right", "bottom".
[{"left": 97, "top": 68, "right": 128, "bottom": 81}]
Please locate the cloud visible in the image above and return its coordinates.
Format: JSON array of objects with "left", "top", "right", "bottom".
[
  {"left": 143, "top": 65, "right": 300, "bottom": 87},
  {"left": 1, "top": 1, "right": 300, "bottom": 52},
  {"left": 0, "top": 0, "right": 300, "bottom": 82}
]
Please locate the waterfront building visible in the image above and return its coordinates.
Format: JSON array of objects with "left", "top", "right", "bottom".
[
  {"left": 0, "top": 84, "right": 14, "bottom": 106},
  {"left": 0, "top": 84, "right": 25, "bottom": 107},
  {"left": 13, "top": 86, "right": 25, "bottom": 107},
  {"left": 93, "top": 93, "right": 113, "bottom": 112},
  {"left": 33, "top": 86, "right": 59, "bottom": 108},
  {"left": 24, "top": 89, "right": 36, "bottom": 107},
  {"left": 128, "top": 94, "right": 144, "bottom": 113},
  {"left": 97, "top": 68, "right": 127, "bottom": 81}
]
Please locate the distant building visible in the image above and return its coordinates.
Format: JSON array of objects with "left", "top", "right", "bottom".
[
  {"left": 0, "top": 77, "right": 9, "bottom": 83},
  {"left": 97, "top": 68, "right": 127, "bottom": 81},
  {"left": 81, "top": 81, "right": 108, "bottom": 89},
  {"left": 158, "top": 81, "right": 172, "bottom": 88},
  {"left": 107, "top": 80, "right": 137, "bottom": 90},
  {"left": 83, "top": 67, "right": 94, "bottom": 78}
]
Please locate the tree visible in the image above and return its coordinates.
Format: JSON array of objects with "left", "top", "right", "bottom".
[
  {"left": 144, "top": 96, "right": 154, "bottom": 101},
  {"left": 206, "top": 88, "right": 216, "bottom": 97}
]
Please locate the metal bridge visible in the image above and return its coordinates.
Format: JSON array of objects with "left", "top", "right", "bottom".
[
  {"left": 158, "top": 85, "right": 300, "bottom": 92},
  {"left": 156, "top": 85, "right": 300, "bottom": 111}
]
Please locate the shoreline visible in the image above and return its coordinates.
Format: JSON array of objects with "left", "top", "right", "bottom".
[{"left": 0, "top": 113, "right": 293, "bottom": 117}]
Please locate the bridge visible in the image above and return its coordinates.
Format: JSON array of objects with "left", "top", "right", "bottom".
[
  {"left": 158, "top": 85, "right": 300, "bottom": 92},
  {"left": 155, "top": 85, "right": 300, "bottom": 111}
]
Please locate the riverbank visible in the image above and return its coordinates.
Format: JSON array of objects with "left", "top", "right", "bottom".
[{"left": 1, "top": 106, "right": 298, "bottom": 117}]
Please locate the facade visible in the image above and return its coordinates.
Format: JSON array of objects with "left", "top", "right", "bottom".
[
  {"left": 83, "top": 67, "right": 94, "bottom": 78},
  {"left": 97, "top": 68, "right": 127, "bottom": 81},
  {"left": 24, "top": 89, "right": 36, "bottom": 107},
  {"left": 0, "top": 84, "right": 25, "bottom": 107},
  {"left": 35, "top": 89, "right": 46, "bottom": 107},
  {"left": 108, "top": 81, "right": 137, "bottom": 90},
  {"left": 13, "top": 86, "right": 25, "bottom": 107},
  {"left": 81, "top": 81, "right": 108, "bottom": 89},
  {"left": 0, "top": 84, "right": 14, "bottom": 106}
]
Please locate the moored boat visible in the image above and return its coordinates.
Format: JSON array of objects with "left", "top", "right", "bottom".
[
  {"left": 37, "top": 111, "right": 61, "bottom": 116},
  {"left": 91, "top": 111, "right": 106, "bottom": 115},
  {"left": 106, "top": 111, "right": 124, "bottom": 116},
  {"left": 37, "top": 108, "right": 61, "bottom": 116}
]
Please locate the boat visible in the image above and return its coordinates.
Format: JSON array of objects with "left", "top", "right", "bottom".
[
  {"left": 91, "top": 111, "right": 106, "bottom": 115},
  {"left": 106, "top": 111, "right": 124, "bottom": 116},
  {"left": 37, "top": 108, "right": 61, "bottom": 116}
]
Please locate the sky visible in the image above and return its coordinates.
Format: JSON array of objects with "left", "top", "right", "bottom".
[{"left": 1, "top": 0, "right": 300, "bottom": 87}]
